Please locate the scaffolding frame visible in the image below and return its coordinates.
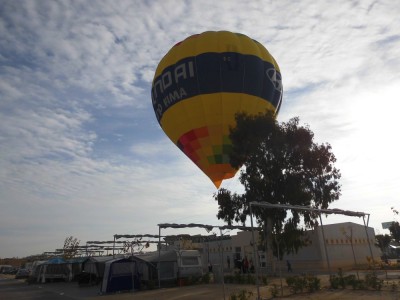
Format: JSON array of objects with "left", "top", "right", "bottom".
[
  {"left": 249, "top": 201, "right": 374, "bottom": 299},
  {"left": 158, "top": 223, "right": 255, "bottom": 300}
]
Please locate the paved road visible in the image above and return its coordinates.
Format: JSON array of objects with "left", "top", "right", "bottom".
[
  {"left": 2, "top": 271, "right": 399, "bottom": 300},
  {"left": 0, "top": 275, "right": 241, "bottom": 300},
  {"left": 0, "top": 275, "right": 260, "bottom": 300},
  {"left": 0, "top": 276, "right": 99, "bottom": 300}
]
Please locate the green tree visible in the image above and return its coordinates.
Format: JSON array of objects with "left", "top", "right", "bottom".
[
  {"left": 389, "top": 222, "right": 400, "bottom": 243},
  {"left": 62, "top": 236, "right": 80, "bottom": 259},
  {"left": 375, "top": 234, "right": 392, "bottom": 255},
  {"left": 214, "top": 112, "right": 341, "bottom": 267}
]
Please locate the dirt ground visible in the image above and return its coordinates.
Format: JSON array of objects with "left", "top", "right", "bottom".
[
  {"left": 264, "top": 274, "right": 400, "bottom": 300},
  {"left": 2, "top": 272, "right": 400, "bottom": 299},
  {"left": 92, "top": 274, "right": 400, "bottom": 300},
  {"left": 94, "top": 284, "right": 400, "bottom": 300}
]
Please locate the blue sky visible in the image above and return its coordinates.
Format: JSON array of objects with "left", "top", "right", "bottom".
[{"left": 1, "top": 0, "right": 400, "bottom": 258}]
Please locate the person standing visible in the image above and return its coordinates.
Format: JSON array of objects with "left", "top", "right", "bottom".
[
  {"left": 243, "top": 257, "right": 249, "bottom": 274},
  {"left": 287, "top": 260, "right": 292, "bottom": 272}
]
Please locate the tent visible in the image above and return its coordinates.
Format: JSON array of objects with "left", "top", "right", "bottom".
[
  {"left": 36, "top": 257, "right": 71, "bottom": 283},
  {"left": 67, "top": 257, "right": 88, "bottom": 281},
  {"left": 100, "top": 256, "right": 156, "bottom": 294},
  {"left": 79, "top": 256, "right": 116, "bottom": 285},
  {"left": 29, "top": 260, "right": 46, "bottom": 281}
]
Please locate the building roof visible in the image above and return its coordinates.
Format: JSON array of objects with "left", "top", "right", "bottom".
[{"left": 250, "top": 202, "right": 369, "bottom": 217}]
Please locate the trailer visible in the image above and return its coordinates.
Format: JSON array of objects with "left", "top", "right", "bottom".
[{"left": 138, "top": 250, "right": 203, "bottom": 286}]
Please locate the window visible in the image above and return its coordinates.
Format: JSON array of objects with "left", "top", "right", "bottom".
[{"left": 181, "top": 257, "right": 199, "bottom": 266}]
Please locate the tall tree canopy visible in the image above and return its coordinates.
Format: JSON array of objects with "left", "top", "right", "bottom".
[
  {"left": 214, "top": 112, "right": 341, "bottom": 257},
  {"left": 375, "top": 234, "right": 392, "bottom": 255},
  {"left": 389, "top": 222, "right": 400, "bottom": 243},
  {"left": 389, "top": 207, "right": 400, "bottom": 243}
]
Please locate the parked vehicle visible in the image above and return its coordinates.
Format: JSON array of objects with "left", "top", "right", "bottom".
[
  {"left": 1, "top": 266, "right": 18, "bottom": 274},
  {"left": 0, "top": 265, "right": 13, "bottom": 274},
  {"left": 138, "top": 250, "right": 203, "bottom": 286},
  {"left": 15, "top": 268, "right": 30, "bottom": 279}
]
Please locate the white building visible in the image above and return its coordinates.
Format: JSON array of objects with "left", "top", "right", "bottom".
[
  {"left": 163, "top": 222, "right": 381, "bottom": 273},
  {"left": 282, "top": 222, "right": 380, "bottom": 272}
]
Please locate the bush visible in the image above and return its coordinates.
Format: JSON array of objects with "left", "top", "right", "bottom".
[
  {"left": 306, "top": 276, "right": 320, "bottom": 293},
  {"left": 270, "top": 283, "right": 279, "bottom": 297},
  {"left": 286, "top": 276, "right": 305, "bottom": 294},
  {"left": 342, "top": 274, "right": 364, "bottom": 290},
  {"left": 202, "top": 272, "right": 211, "bottom": 284},
  {"left": 330, "top": 269, "right": 382, "bottom": 291},
  {"left": 224, "top": 273, "right": 257, "bottom": 285},
  {"left": 229, "top": 289, "right": 253, "bottom": 300},
  {"left": 329, "top": 275, "right": 340, "bottom": 289},
  {"left": 287, "top": 275, "right": 320, "bottom": 294},
  {"left": 261, "top": 275, "right": 268, "bottom": 285},
  {"left": 330, "top": 268, "right": 346, "bottom": 289},
  {"left": 365, "top": 272, "right": 382, "bottom": 291},
  {"left": 389, "top": 281, "right": 398, "bottom": 292}
]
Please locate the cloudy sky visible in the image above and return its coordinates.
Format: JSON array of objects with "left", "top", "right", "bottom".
[{"left": 1, "top": 0, "right": 399, "bottom": 258}]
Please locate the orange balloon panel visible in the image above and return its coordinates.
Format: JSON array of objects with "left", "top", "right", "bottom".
[{"left": 151, "top": 31, "right": 283, "bottom": 188}]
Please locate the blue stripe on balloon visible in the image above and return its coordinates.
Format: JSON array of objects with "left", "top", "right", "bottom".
[{"left": 151, "top": 52, "right": 282, "bottom": 123}]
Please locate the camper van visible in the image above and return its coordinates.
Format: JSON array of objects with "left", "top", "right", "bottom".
[{"left": 138, "top": 250, "right": 203, "bottom": 284}]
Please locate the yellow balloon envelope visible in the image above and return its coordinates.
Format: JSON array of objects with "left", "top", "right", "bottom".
[{"left": 151, "top": 31, "right": 282, "bottom": 188}]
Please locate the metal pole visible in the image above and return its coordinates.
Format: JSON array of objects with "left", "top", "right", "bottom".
[
  {"left": 274, "top": 235, "right": 283, "bottom": 296},
  {"left": 113, "top": 235, "right": 115, "bottom": 258},
  {"left": 158, "top": 226, "right": 161, "bottom": 288},
  {"left": 319, "top": 214, "right": 332, "bottom": 276},
  {"left": 250, "top": 203, "right": 261, "bottom": 300},
  {"left": 348, "top": 227, "right": 359, "bottom": 280},
  {"left": 219, "top": 228, "right": 226, "bottom": 300},
  {"left": 362, "top": 215, "right": 375, "bottom": 268}
]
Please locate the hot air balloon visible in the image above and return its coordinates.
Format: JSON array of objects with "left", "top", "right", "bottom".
[{"left": 151, "top": 31, "right": 282, "bottom": 188}]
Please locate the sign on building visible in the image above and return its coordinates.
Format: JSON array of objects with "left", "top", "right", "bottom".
[{"left": 382, "top": 221, "right": 394, "bottom": 229}]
